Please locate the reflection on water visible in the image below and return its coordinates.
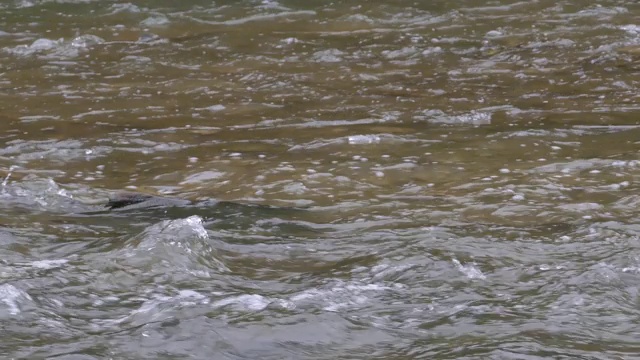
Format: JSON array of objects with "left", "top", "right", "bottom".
[{"left": 2, "top": 0, "right": 640, "bottom": 358}]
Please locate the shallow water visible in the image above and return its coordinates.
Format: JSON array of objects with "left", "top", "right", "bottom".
[{"left": 2, "top": 0, "right": 640, "bottom": 358}]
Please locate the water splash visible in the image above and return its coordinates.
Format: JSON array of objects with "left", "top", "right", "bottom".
[
  {"left": 1, "top": 165, "right": 16, "bottom": 187},
  {"left": 452, "top": 259, "right": 486, "bottom": 280},
  {"left": 0, "top": 284, "right": 32, "bottom": 316}
]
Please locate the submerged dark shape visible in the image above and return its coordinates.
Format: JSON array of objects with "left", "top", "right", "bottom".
[
  {"left": 102, "top": 190, "right": 308, "bottom": 221},
  {"left": 99, "top": 191, "right": 317, "bottom": 234},
  {"left": 104, "top": 191, "right": 303, "bottom": 213},
  {"left": 105, "top": 191, "right": 192, "bottom": 210}
]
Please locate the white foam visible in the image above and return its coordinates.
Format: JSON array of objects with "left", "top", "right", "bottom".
[
  {"left": 348, "top": 135, "right": 381, "bottom": 145},
  {"left": 422, "top": 46, "right": 443, "bottom": 56},
  {"left": 178, "top": 290, "right": 206, "bottom": 300},
  {"left": 620, "top": 24, "right": 640, "bottom": 35},
  {"left": 5, "top": 35, "right": 103, "bottom": 58},
  {"left": 312, "top": 49, "right": 344, "bottom": 63}
]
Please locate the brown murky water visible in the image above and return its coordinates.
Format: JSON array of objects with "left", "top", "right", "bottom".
[{"left": 2, "top": 0, "right": 640, "bottom": 359}]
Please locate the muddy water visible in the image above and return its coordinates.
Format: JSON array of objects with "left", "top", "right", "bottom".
[{"left": 1, "top": 0, "right": 640, "bottom": 359}]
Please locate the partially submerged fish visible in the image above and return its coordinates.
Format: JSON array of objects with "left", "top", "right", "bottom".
[
  {"left": 105, "top": 191, "right": 193, "bottom": 210},
  {"left": 100, "top": 190, "right": 309, "bottom": 222}
]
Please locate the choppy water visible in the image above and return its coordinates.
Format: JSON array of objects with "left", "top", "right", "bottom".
[{"left": 2, "top": 0, "right": 640, "bottom": 358}]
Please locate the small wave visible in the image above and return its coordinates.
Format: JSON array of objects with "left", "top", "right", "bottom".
[
  {"left": 381, "top": 46, "right": 419, "bottom": 59},
  {"left": 109, "top": 290, "right": 210, "bottom": 327},
  {"left": 179, "top": 170, "right": 226, "bottom": 185},
  {"left": 289, "top": 280, "right": 397, "bottom": 312},
  {"left": 133, "top": 216, "right": 210, "bottom": 248},
  {"left": 183, "top": 10, "right": 316, "bottom": 26},
  {"left": 116, "top": 216, "right": 228, "bottom": 276},
  {"left": 529, "top": 159, "right": 637, "bottom": 174},
  {"left": 211, "top": 294, "right": 271, "bottom": 311},
  {"left": 107, "top": 3, "right": 141, "bottom": 14},
  {"left": 0, "top": 177, "right": 90, "bottom": 214},
  {"left": 140, "top": 15, "right": 170, "bottom": 27}
]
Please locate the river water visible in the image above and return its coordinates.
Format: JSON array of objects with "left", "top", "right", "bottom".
[{"left": 1, "top": 0, "right": 640, "bottom": 359}]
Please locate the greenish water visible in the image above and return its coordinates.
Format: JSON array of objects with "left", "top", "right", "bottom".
[{"left": 2, "top": 0, "right": 640, "bottom": 359}]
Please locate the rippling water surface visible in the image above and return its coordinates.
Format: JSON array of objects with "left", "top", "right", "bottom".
[{"left": 2, "top": 0, "right": 640, "bottom": 358}]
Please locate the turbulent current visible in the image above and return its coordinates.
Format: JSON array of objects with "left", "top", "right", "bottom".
[{"left": 2, "top": 0, "right": 640, "bottom": 359}]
